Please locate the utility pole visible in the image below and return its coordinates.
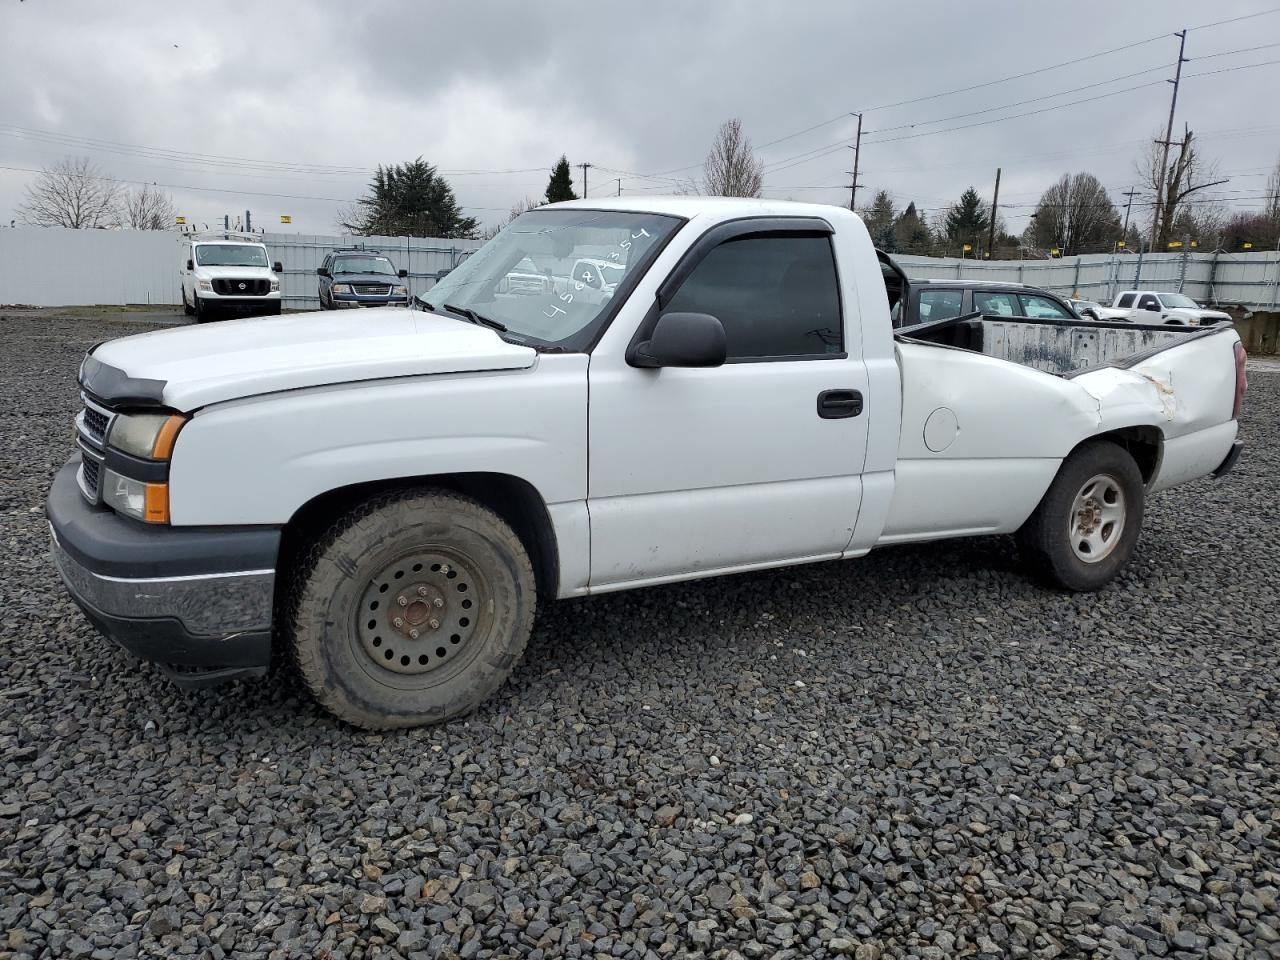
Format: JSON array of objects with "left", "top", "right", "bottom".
[
  {"left": 848, "top": 113, "right": 863, "bottom": 211},
  {"left": 987, "top": 167, "right": 1001, "bottom": 258},
  {"left": 1120, "top": 187, "right": 1139, "bottom": 247},
  {"left": 579, "top": 162, "right": 592, "bottom": 199},
  {"left": 1152, "top": 29, "right": 1188, "bottom": 246}
]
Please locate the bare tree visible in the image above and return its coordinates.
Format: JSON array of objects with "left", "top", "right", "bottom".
[
  {"left": 480, "top": 197, "right": 541, "bottom": 240},
  {"left": 702, "top": 118, "right": 764, "bottom": 198},
  {"left": 17, "top": 156, "right": 122, "bottom": 229},
  {"left": 1029, "top": 173, "right": 1120, "bottom": 254},
  {"left": 1137, "top": 126, "right": 1222, "bottom": 248},
  {"left": 121, "top": 183, "right": 177, "bottom": 230}
]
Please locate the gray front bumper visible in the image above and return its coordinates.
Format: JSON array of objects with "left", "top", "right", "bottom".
[{"left": 51, "top": 527, "right": 274, "bottom": 638}]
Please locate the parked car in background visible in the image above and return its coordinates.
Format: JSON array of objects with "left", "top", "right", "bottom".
[
  {"left": 53, "top": 198, "right": 1246, "bottom": 728},
  {"left": 317, "top": 249, "right": 410, "bottom": 309},
  {"left": 892, "top": 279, "right": 1079, "bottom": 327},
  {"left": 1106, "top": 290, "right": 1233, "bottom": 326},
  {"left": 179, "top": 232, "right": 283, "bottom": 323},
  {"left": 1066, "top": 298, "right": 1107, "bottom": 321}
]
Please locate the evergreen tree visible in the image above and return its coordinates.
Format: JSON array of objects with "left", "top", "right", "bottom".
[
  {"left": 545, "top": 156, "right": 578, "bottom": 204},
  {"left": 342, "top": 158, "right": 478, "bottom": 238},
  {"left": 859, "top": 190, "right": 897, "bottom": 244},
  {"left": 893, "top": 202, "right": 932, "bottom": 254},
  {"left": 944, "top": 187, "right": 991, "bottom": 253}
]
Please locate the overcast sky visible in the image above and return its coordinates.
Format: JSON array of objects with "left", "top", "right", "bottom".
[{"left": 1, "top": 0, "right": 1277, "bottom": 237}]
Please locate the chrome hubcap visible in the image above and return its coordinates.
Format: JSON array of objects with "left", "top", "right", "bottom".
[
  {"left": 1069, "top": 474, "right": 1126, "bottom": 563},
  {"left": 356, "top": 552, "right": 481, "bottom": 674}
]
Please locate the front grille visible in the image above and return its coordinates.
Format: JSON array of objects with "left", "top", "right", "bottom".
[
  {"left": 80, "top": 456, "right": 100, "bottom": 498},
  {"left": 352, "top": 284, "right": 392, "bottom": 296},
  {"left": 213, "top": 278, "right": 269, "bottom": 296},
  {"left": 82, "top": 405, "right": 109, "bottom": 443}
]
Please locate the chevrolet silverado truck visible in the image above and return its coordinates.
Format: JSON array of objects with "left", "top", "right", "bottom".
[{"left": 49, "top": 198, "right": 1247, "bottom": 729}]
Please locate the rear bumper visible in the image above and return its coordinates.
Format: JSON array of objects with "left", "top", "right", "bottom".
[
  {"left": 46, "top": 457, "right": 279, "bottom": 683},
  {"left": 1213, "top": 439, "right": 1245, "bottom": 478}
]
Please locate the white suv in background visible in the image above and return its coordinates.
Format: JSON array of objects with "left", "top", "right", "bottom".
[{"left": 179, "top": 232, "right": 283, "bottom": 323}]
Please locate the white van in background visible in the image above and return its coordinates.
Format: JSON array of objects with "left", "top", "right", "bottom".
[{"left": 179, "top": 232, "right": 283, "bottom": 322}]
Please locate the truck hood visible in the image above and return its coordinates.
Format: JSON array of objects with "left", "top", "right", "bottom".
[
  {"left": 86, "top": 309, "right": 537, "bottom": 411},
  {"left": 193, "top": 264, "right": 276, "bottom": 278}
]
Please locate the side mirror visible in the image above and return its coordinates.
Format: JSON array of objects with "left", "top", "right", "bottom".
[
  {"left": 1143, "top": 302, "right": 1160, "bottom": 311},
  {"left": 186, "top": 259, "right": 194, "bottom": 271},
  {"left": 316, "top": 267, "right": 329, "bottom": 277},
  {"left": 273, "top": 261, "right": 283, "bottom": 274},
  {"left": 632, "top": 312, "right": 727, "bottom": 368},
  {"left": 398, "top": 268, "right": 409, "bottom": 278}
]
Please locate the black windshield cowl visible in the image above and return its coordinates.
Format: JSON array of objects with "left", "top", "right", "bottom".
[{"left": 444, "top": 303, "right": 508, "bottom": 333}]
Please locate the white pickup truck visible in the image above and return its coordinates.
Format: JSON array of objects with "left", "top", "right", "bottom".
[
  {"left": 1100, "top": 289, "right": 1234, "bottom": 326},
  {"left": 49, "top": 198, "right": 1247, "bottom": 728}
]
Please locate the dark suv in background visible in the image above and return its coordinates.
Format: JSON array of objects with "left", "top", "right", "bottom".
[
  {"left": 317, "top": 249, "right": 410, "bottom": 309},
  {"left": 892, "top": 279, "right": 1082, "bottom": 328}
]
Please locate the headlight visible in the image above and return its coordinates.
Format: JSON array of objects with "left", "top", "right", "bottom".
[
  {"left": 102, "top": 413, "right": 186, "bottom": 524},
  {"left": 197, "top": 279, "right": 213, "bottom": 292},
  {"left": 393, "top": 285, "right": 408, "bottom": 296},
  {"left": 270, "top": 279, "right": 280, "bottom": 292},
  {"left": 108, "top": 413, "right": 186, "bottom": 459},
  {"left": 333, "top": 283, "right": 352, "bottom": 294},
  {"left": 101, "top": 468, "right": 169, "bottom": 523}
]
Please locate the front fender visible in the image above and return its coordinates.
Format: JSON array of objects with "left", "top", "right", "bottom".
[{"left": 167, "top": 358, "right": 588, "bottom": 526}]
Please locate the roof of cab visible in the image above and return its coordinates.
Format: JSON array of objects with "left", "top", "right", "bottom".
[{"left": 545, "top": 195, "right": 857, "bottom": 222}]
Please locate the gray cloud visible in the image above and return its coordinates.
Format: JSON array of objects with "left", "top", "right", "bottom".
[{"left": 0, "top": 0, "right": 1276, "bottom": 235}]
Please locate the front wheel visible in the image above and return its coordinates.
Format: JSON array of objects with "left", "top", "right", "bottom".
[
  {"left": 286, "top": 490, "right": 536, "bottom": 729},
  {"left": 1017, "top": 440, "right": 1145, "bottom": 592}
]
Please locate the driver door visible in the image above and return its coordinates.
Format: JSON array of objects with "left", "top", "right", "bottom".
[{"left": 586, "top": 221, "right": 869, "bottom": 588}]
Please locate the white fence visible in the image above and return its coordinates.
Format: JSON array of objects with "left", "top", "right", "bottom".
[
  {"left": 0, "top": 227, "right": 483, "bottom": 309},
  {"left": 1, "top": 225, "right": 1278, "bottom": 311}
]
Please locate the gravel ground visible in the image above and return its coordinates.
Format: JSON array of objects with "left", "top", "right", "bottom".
[{"left": 1, "top": 313, "right": 1278, "bottom": 960}]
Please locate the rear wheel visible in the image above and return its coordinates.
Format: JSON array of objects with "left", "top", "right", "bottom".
[
  {"left": 1017, "top": 440, "right": 1145, "bottom": 591},
  {"left": 286, "top": 490, "right": 536, "bottom": 729}
]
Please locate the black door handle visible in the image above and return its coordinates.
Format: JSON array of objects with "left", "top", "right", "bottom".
[{"left": 817, "top": 389, "right": 863, "bottom": 419}]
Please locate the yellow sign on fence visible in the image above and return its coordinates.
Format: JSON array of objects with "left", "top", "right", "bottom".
[
  {"left": 175, "top": 216, "right": 186, "bottom": 225},
  {"left": 280, "top": 215, "right": 292, "bottom": 224},
  {"left": 962, "top": 243, "right": 972, "bottom": 252},
  {"left": 1243, "top": 242, "right": 1254, "bottom": 250},
  {"left": 1167, "top": 240, "right": 1184, "bottom": 250}
]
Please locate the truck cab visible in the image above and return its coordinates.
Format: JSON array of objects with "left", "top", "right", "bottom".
[{"left": 179, "top": 232, "right": 283, "bottom": 323}]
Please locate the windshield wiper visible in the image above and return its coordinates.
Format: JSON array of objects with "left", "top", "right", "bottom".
[{"left": 444, "top": 303, "right": 508, "bottom": 333}]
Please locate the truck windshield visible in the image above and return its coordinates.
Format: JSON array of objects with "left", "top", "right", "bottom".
[
  {"left": 195, "top": 244, "right": 269, "bottom": 268},
  {"left": 1160, "top": 293, "right": 1199, "bottom": 308},
  {"left": 333, "top": 256, "right": 396, "bottom": 275},
  {"left": 421, "top": 209, "right": 680, "bottom": 347}
]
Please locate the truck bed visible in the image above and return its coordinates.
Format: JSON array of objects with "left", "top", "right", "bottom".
[{"left": 897, "top": 313, "right": 1224, "bottom": 376}]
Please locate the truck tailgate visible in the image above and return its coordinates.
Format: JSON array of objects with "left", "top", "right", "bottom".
[{"left": 983, "top": 319, "right": 1190, "bottom": 374}]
